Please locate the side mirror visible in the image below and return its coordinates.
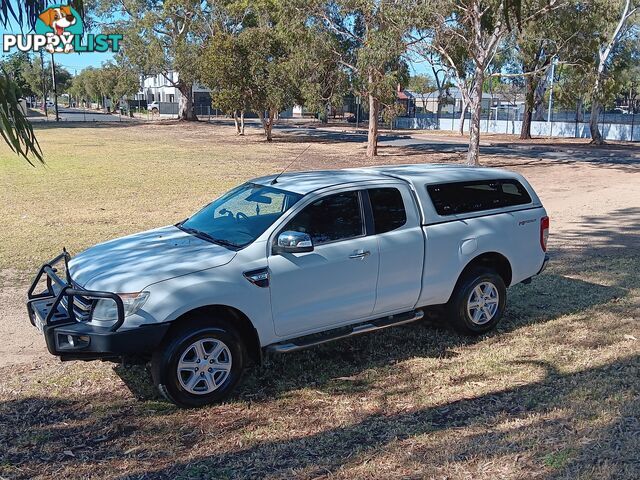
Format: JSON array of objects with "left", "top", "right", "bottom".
[{"left": 274, "top": 231, "right": 314, "bottom": 254}]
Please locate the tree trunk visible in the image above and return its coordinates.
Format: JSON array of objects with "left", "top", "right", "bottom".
[
  {"left": 240, "top": 110, "right": 245, "bottom": 135},
  {"left": 366, "top": 93, "right": 379, "bottom": 157},
  {"left": 436, "top": 93, "right": 444, "bottom": 128},
  {"left": 233, "top": 110, "right": 241, "bottom": 135},
  {"left": 520, "top": 75, "right": 538, "bottom": 140},
  {"left": 467, "top": 68, "right": 484, "bottom": 166},
  {"left": 458, "top": 102, "right": 467, "bottom": 136},
  {"left": 177, "top": 82, "right": 197, "bottom": 121},
  {"left": 261, "top": 108, "right": 276, "bottom": 141},
  {"left": 576, "top": 99, "right": 584, "bottom": 122},
  {"left": 589, "top": 73, "right": 604, "bottom": 144},
  {"left": 589, "top": 98, "right": 604, "bottom": 144}
]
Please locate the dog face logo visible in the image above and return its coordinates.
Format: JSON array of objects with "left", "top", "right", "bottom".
[
  {"left": 38, "top": 6, "right": 76, "bottom": 36},
  {"left": 35, "top": 4, "right": 83, "bottom": 53}
]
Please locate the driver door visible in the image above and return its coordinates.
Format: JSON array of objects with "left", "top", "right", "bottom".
[{"left": 268, "top": 190, "right": 379, "bottom": 337}]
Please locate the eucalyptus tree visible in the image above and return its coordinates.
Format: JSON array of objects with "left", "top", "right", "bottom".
[
  {"left": 0, "top": 52, "right": 36, "bottom": 98},
  {"left": 416, "top": 53, "right": 453, "bottom": 122},
  {"left": 513, "top": 0, "right": 602, "bottom": 138},
  {"left": 587, "top": 0, "right": 638, "bottom": 144},
  {"left": 303, "top": 0, "right": 429, "bottom": 157},
  {"left": 408, "top": 74, "right": 436, "bottom": 115},
  {"left": 200, "top": 31, "right": 251, "bottom": 135},
  {"left": 291, "top": 26, "right": 350, "bottom": 123},
  {"left": 200, "top": 1, "right": 347, "bottom": 139},
  {"left": 200, "top": 1, "right": 305, "bottom": 141},
  {"left": 425, "top": 0, "right": 562, "bottom": 164},
  {"left": 97, "top": 0, "right": 211, "bottom": 121}
]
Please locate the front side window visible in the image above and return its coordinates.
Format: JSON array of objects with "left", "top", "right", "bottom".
[
  {"left": 179, "top": 183, "right": 302, "bottom": 248},
  {"left": 369, "top": 188, "right": 407, "bottom": 234},
  {"left": 283, "top": 191, "right": 364, "bottom": 245},
  {"left": 427, "top": 179, "right": 532, "bottom": 216}
]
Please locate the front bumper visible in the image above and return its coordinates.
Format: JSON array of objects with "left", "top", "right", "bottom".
[{"left": 26, "top": 251, "right": 169, "bottom": 361}]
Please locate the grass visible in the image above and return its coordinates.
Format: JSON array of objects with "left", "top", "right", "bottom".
[{"left": 0, "top": 121, "right": 638, "bottom": 479}]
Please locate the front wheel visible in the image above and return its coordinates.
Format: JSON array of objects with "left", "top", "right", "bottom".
[
  {"left": 151, "top": 319, "right": 245, "bottom": 407},
  {"left": 446, "top": 268, "right": 507, "bottom": 335}
]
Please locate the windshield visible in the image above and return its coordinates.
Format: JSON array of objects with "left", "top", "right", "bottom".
[{"left": 178, "top": 183, "right": 303, "bottom": 249}]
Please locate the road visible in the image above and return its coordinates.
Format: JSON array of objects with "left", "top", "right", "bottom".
[
  {"left": 268, "top": 124, "right": 640, "bottom": 166},
  {"left": 28, "top": 107, "right": 134, "bottom": 123}
]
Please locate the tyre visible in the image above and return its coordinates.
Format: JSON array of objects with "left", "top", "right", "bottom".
[
  {"left": 151, "top": 107, "right": 159, "bottom": 114},
  {"left": 151, "top": 318, "right": 245, "bottom": 408},
  {"left": 446, "top": 268, "right": 507, "bottom": 335}
]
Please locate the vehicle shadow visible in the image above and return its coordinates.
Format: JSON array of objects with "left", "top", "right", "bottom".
[
  {"left": 110, "top": 262, "right": 626, "bottom": 404},
  {"left": 130, "top": 355, "right": 639, "bottom": 480},
  {"left": 3, "top": 356, "right": 637, "bottom": 479},
  {"left": 236, "top": 268, "right": 625, "bottom": 402}
]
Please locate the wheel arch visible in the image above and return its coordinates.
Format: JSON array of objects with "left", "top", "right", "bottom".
[
  {"left": 166, "top": 304, "right": 262, "bottom": 365},
  {"left": 455, "top": 251, "right": 513, "bottom": 292}
]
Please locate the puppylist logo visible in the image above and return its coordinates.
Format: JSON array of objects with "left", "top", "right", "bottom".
[{"left": 2, "top": 4, "right": 122, "bottom": 54}]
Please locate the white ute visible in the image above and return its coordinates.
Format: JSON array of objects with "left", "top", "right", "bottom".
[{"left": 27, "top": 164, "right": 549, "bottom": 407}]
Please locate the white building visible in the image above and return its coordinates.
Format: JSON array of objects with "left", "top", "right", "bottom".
[
  {"left": 133, "top": 72, "right": 212, "bottom": 107},
  {"left": 132, "top": 71, "right": 307, "bottom": 117}
]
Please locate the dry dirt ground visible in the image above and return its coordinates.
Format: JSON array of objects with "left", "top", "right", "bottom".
[{"left": 0, "top": 122, "right": 638, "bottom": 479}]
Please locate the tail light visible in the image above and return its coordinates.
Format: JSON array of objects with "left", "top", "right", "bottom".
[{"left": 540, "top": 216, "right": 549, "bottom": 251}]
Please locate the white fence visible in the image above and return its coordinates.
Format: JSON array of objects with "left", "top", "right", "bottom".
[{"left": 393, "top": 116, "right": 640, "bottom": 142}]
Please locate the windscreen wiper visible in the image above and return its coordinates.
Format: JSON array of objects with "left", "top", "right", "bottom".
[{"left": 177, "top": 225, "right": 240, "bottom": 250}]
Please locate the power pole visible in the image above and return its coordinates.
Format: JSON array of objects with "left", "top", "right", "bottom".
[
  {"left": 40, "top": 50, "right": 48, "bottom": 117},
  {"left": 50, "top": 53, "right": 60, "bottom": 121}
]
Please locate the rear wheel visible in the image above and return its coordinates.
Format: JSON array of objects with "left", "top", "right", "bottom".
[
  {"left": 446, "top": 268, "right": 506, "bottom": 335},
  {"left": 151, "top": 318, "right": 245, "bottom": 407}
]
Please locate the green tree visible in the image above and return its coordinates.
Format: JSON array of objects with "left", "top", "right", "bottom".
[
  {"left": 508, "top": 0, "right": 600, "bottom": 139},
  {"left": 408, "top": 74, "right": 436, "bottom": 114},
  {"left": 306, "top": 0, "right": 427, "bottom": 157},
  {"left": 98, "top": 0, "right": 207, "bottom": 121},
  {"left": 427, "top": 0, "right": 561, "bottom": 164},
  {"left": 200, "top": 1, "right": 315, "bottom": 140},
  {"left": 21, "top": 56, "right": 72, "bottom": 102},
  {"left": 587, "top": 0, "right": 638, "bottom": 144},
  {"left": 0, "top": 52, "right": 35, "bottom": 97},
  {"left": 292, "top": 26, "right": 350, "bottom": 124},
  {"left": 200, "top": 31, "right": 251, "bottom": 135}
]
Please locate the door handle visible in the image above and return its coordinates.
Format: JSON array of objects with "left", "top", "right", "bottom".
[{"left": 349, "top": 250, "right": 371, "bottom": 260}]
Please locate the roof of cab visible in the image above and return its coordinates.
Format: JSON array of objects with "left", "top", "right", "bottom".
[
  {"left": 253, "top": 163, "right": 518, "bottom": 195},
  {"left": 252, "top": 169, "right": 385, "bottom": 194},
  {"left": 351, "top": 163, "right": 517, "bottom": 185}
]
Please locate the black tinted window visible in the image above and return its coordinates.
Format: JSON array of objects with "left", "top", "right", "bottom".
[
  {"left": 284, "top": 191, "right": 363, "bottom": 245},
  {"left": 427, "top": 179, "right": 532, "bottom": 216},
  {"left": 501, "top": 180, "right": 532, "bottom": 207},
  {"left": 369, "top": 188, "right": 407, "bottom": 234}
]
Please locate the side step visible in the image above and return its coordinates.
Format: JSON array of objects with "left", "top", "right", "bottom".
[{"left": 266, "top": 309, "right": 424, "bottom": 353}]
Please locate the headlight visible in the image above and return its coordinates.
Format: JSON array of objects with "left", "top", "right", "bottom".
[{"left": 90, "top": 292, "right": 150, "bottom": 327}]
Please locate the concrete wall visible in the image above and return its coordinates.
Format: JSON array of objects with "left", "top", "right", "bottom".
[{"left": 393, "top": 116, "right": 640, "bottom": 142}]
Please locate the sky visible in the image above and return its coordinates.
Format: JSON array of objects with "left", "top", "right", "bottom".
[{"left": 0, "top": 12, "right": 429, "bottom": 78}]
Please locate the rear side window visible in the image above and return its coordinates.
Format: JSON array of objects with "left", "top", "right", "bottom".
[
  {"left": 427, "top": 179, "right": 532, "bottom": 216},
  {"left": 368, "top": 188, "right": 407, "bottom": 234}
]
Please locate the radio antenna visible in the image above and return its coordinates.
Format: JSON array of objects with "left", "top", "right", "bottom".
[{"left": 271, "top": 144, "right": 311, "bottom": 185}]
